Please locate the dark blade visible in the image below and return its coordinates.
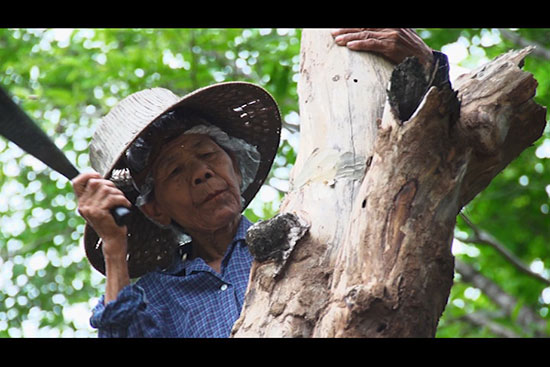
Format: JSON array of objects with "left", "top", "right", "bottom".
[
  {"left": 0, "top": 86, "right": 130, "bottom": 226},
  {"left": 0, "top": 87, "right": 79, "bottom": 180}
]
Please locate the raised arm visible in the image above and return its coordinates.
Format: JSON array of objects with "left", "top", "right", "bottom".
[{"left": 72, "top": 172, "right": 131, "bottom": 303}]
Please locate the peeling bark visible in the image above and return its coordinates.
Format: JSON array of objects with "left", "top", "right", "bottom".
[{"left": 231, "top": 30, "right": 547, "bottom": 338}]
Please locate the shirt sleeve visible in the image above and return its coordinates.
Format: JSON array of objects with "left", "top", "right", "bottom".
[
  {"left": 90, "top": 284, "right": 166, "bottom": 338},
  {"left": 431, "top": 50, "right": 451, "bottom": 86}
]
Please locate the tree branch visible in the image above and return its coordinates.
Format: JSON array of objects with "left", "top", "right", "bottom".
[
  {"left": 454, "top": 46, "right": 547, "bottom": 208},
  {"left": 459, "top": 311, "right": 521, "bottom": 338},
  {"left": 459, "top": 213, "right": 550, "bottom": 286},
  {"left": 3, "top": 225, "right": 75, "bottom": 262},
  {"left": 498, "top": 29, "right": 550, "bottom": 61},
  {"left": 455, "top": 259, "right": 548, "bottom": 337}
]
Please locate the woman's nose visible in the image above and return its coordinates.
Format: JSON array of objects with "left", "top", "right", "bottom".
[{"left": 192, "top": 167, "right": 214, "bottom": 186}]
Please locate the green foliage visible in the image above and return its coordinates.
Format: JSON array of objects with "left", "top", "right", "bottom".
[
  {"left": 0, "top": 28, "right": 548, "bottom": 337},
  {"left": 0, "top": 28, "right": 302, "bottom": 337}
]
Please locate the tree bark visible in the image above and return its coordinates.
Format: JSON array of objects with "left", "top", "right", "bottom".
[{"left": 231, "top": 30, "right": 546, "bottom": 337}]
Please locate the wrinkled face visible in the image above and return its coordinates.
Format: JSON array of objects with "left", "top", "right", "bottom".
[{"left": 145, "top": 133, "right": 243, "bottom": 233}]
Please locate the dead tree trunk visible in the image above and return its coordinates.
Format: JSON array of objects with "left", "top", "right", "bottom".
[{"left": 231, "top": 29, "right": 546, "bottom": 337}]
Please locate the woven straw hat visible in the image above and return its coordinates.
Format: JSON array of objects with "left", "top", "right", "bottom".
[{"left": 83, "top": 82, "right": 281, "bottom": 278}]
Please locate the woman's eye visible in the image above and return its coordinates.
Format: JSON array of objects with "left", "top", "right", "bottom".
[
  {"left": 169, "top": 166, "right": 183, "bottom": 177},
  {"left": 200, "top": 152, "right": 215, "bottom": 159}
]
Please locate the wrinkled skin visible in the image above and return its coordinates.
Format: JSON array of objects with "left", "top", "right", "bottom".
[{"left": 141, "top": 134, "right": 243, "bottom": 237}]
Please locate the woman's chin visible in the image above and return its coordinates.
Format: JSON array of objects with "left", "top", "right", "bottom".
[{"left": 191, "top": 204, "right": 242, "bottom": 232}]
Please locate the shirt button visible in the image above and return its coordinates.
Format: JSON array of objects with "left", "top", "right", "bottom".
[{"left": 220, "top": 284, "right": 228, "bottom": 291}]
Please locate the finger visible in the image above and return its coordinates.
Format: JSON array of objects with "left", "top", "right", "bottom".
[
  {"left": 79, "top": 192, "right": 131, "bottom": 222},
  {"left": 87, "top": 177, "right": 117, "bottom": 191},
  {"left": 76, "top": 179, "right": 129, "bottom": 217},
  {"left": 335, "top": 29, "right": 396, "bottom": 45},
  {"left": 333, "top": 31, "right": 380, "bottom": 46},
  {"left": 346, "top": 39, "right": 397, "bottom": 62},
  {"left": 333, "top": 31, "right": 367, "bottom": 45},
  {"left": 72, "top": 172, "right": 102, "bottom": 196},
  {"left": 88, "top": 182, "right": 131, "bottom": 208},
  {"left": 331, "top": 28, "right": 365, "bottom": 37},
  {"left": 101, "top": 193, "right": 132, "bottom": 212},
  {"left": 331, "top": 28, "right": 388, "bottom": 40},
  {"left": 346, "top": 38, "right": 385, "bottom": 50}
]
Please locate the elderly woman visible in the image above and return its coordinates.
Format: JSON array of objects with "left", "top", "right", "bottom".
[
  {"left": 73, "top": 28, "right": 436, "bottom": 337},
  {"left": 73, "top": 85, "right": 278, "bottom": 337}
]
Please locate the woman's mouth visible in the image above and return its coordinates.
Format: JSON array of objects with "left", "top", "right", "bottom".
[{"left": 202, "top": 189, "right": 227, "bottom": 204}]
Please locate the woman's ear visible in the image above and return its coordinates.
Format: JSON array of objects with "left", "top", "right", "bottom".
[{"left": 140, "top": 199, "right": 171, "bottom": 227}]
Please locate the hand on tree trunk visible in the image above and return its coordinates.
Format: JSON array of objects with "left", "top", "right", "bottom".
[{"left": 331, "top": 28, "right": 434, "bottom": 69}]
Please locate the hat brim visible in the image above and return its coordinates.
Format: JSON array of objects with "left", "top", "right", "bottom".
[{"left": 83, "top": 82, "right": 281, "bottom": 278}]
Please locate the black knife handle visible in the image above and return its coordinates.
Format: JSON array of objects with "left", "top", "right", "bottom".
[{"left": 110, "top": 206, "right": 132, "bottom": 226}]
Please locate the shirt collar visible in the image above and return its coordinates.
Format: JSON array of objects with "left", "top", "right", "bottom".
[
  {"left": 234, "top": 215, "right": 251, "bottom": 242},
  {"left": 160, "top": 215, "right": 252, "bottom": 276}
]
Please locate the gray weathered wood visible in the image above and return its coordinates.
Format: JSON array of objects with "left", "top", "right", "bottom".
[{"left": 231, "top": 30, "right": 546, "bottom": 337}]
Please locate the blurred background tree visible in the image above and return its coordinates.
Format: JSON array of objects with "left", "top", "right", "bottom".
[{"left": 0, "top": 28, "right": 548, "bottom": 337}]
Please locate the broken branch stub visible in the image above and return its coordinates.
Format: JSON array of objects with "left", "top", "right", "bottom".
[
  {"left": 454, "top": 46, "right": 547, "bottom": 207},
  {"left": 246, "top": 212, "right": 310, "bottom": 278}
]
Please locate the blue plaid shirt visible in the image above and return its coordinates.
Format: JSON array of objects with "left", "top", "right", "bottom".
[{"left": 90, "top": 215, "right": 254, "bottom": 338}]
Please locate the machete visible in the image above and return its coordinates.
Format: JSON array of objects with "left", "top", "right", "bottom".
[{"left": 0, "top": 86, "right": 130, "bottom": 226}]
